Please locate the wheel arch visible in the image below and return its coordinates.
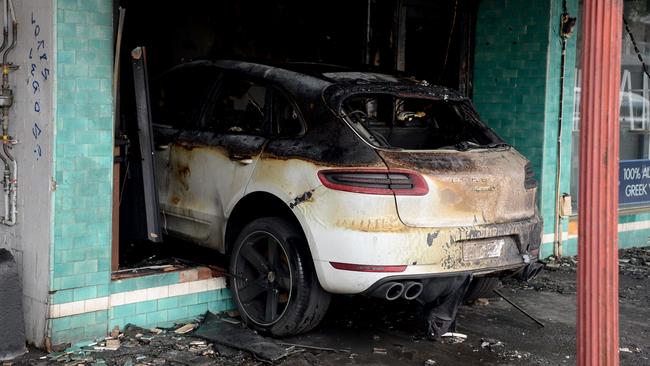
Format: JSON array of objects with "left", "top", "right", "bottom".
[{"left": 224, "top": 191, "right": 310, "bottom": 256}]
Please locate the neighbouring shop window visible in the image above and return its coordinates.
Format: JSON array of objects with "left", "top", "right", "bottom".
[{"left": 571, "top": 0, "right": 650, "bottom": 209}]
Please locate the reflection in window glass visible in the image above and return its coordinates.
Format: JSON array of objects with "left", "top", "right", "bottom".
[{"left": 571, "top": 0, "right": 650, "bottom": 209}]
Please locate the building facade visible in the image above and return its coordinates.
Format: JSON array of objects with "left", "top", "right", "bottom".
[{"left": 1, "top": 0, "right": 647, "bottom": 347}]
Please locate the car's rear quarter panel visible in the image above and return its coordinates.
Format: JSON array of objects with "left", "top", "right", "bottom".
[{"left": 244, "top": 114, "right": 541, "bottom": 293}]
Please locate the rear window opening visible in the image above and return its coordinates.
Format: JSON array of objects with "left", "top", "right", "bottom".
[{"left": 340, "top": 94, "right": 504, "bottom": 150}]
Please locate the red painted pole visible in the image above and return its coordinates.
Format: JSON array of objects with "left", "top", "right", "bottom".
[{"left": 577, "top": 0, "right": 622, "bottom": 365}]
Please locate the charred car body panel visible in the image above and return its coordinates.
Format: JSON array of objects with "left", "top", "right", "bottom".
[{"left": 151, "top": 60, "right": 542, "bottom": 296}]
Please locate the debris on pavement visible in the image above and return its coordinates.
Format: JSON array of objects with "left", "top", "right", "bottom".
[
  {"left": 9, "top": 247, "right": 650, "bottom": 366},
  {"left": 480, "top": 338, "right": 505, "bottom": 352},
  {"left": 193, "top": 311, "right": 297, "bottom": 362},
  {"left": 510, "top": 247, "right": 650, "bottom": 304},
  {"left": 110, "top": 325, "right": 120, "bottom": 338},
  {"left": 618, "top": 247, "right": 650, "bottom": 279},
  {"left": 122, "top": 323, "right": 152, "bottom": 338},
  {"left": 173, "top": 323, "right": 196, "bottom": 334},
  {"left": 277, "top": 342, "right": 348, "bottom": 353},
  {"left": 39, "top": 318, "right": 257, "bottom": 366},
  {"left": 499, "top": 349, "right": 531, "bottom": 361},
  {"left": 96, "top": 338, "right": 120, "bottom": 351},
  {"left": 473, "top": 298, "right": 490, "bottom": 306},
  {"left": 440, "top": 332, "right": 467, "bottom": 344},
  {"left": 493, "top": 289, "right": 545, "bottom": 327},
  {"left": 620, "top": 346, "right": 641, "bottom": 353}
]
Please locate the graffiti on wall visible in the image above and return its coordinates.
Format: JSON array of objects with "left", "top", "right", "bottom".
[{"left": 28, "top": 11, "right": 49, "bottom": 161}]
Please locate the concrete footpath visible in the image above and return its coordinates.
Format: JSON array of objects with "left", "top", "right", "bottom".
[{"left": 9, "top": 247, "right": 650, "bottom": 365}]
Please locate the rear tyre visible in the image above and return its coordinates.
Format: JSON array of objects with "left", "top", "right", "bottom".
[
  {"left": 229, "top": 217, "right": 330, "bottom": 337},
  {"left": 463, "top": 277, "right": 500, "bottom": 302}
]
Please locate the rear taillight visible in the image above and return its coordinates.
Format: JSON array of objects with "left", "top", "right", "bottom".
[
  {"left": 524, "top": 162, "right": 537, "bottom": 189},
  {"left": 318, "top": 169, "right": 428, "bottom": 196}
]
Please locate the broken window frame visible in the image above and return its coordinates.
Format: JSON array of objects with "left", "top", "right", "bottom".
[{"left": 334, "top": 90, "right": 503, "bottom": 151}]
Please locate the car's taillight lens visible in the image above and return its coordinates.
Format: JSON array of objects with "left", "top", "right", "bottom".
[
  {"left": 318, "top": 169, "right": 428, "bottom": 196},
  {"left": 524, "top": 162, "right": 537, "bottom": 189}
]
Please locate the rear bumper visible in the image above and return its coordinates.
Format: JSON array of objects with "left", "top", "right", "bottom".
[{"left": 306, "top": 214, "right": 542, "bottom": 294}]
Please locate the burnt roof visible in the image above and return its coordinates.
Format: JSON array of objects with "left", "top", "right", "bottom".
[{"left": 167, "top": 60, "right": 460, "bottom": 97}]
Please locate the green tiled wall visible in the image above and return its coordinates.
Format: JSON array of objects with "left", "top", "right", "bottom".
[
  {"left": 50, "top": 289, "right": 235, "bottom": 344},
  {"left": 110, "top": 272, "right": 182, "bottom": 293},
  {"left": 50, "top": 0, "right": 237, "bottom": 344},
  {"left": 51, "top": 310, "right": 110, "bottom": 345},
  {"left": 474, "top": 0, "right": 551, "bottom": 181},
  {"left": 108, "top": 290, "right": 235, "bottom": 331},
  {"left": 474, "top": 0, "right": 578, "bottom": 236},
  {"left": 50, "top": 0, "right": 114, "bottom": 343}
]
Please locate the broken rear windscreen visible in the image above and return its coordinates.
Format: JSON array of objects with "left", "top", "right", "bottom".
[{"left": 338, "top": 93, "right": 504, "bottom": 150}]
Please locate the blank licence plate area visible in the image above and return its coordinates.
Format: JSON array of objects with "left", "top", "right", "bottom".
[{"left": 462, "top": 238, "right": 505, "bottom": 262}]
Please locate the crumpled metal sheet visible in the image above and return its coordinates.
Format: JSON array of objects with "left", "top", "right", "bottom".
[
  {"left": 193, "top": 312, "right": 294, "bottom": 363},
  {"left": 419, "top": 274, "right": 472, "bottom": 341}
]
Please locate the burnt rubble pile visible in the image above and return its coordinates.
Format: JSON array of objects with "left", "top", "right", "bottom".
[
  {"left": 618, "top": 247, "right": 650, "bottom": 279},
  {"left": 41, "top": 320, "right": 256, "bottom": 366}
]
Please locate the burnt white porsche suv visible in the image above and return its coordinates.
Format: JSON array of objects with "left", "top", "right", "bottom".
[{"left": 151, "top": 60, "right": 542, "bottom": 336}]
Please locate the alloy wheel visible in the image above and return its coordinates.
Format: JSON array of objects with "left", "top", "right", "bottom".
[{"left": 232, "top": 231, "right": 293, "bottom": 326}]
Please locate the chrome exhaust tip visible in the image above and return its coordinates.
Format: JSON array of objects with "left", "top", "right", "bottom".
[
  {"left": 371, "top": 281, "right": 405, "bottom": 301},
  {"left": 402, "top": 281, "right": 423, "bottom": 300}
]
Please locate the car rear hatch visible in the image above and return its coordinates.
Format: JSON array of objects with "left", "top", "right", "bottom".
[
  {"left": 324, "top": 80, "right": 537, "bottom": 228},
  {"left": 377, "top": 149, "right": 537, "bottom": 228}
]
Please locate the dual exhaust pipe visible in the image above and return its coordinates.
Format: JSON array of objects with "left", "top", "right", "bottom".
[
  {"left": 370, "top": 263, "right": 545, "bottom": 301},
  {"left": 371, "top": 280, "right": 423, "bottom": 301}
]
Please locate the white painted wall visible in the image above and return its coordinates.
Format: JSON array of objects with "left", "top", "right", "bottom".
[{"left": 0, "top": 0, "right": 53, "bottom": 347}]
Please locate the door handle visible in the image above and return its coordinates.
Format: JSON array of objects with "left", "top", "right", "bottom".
[
  {"left": 237, "top": 158, "right": 254, "bottom": 165},
  {"left": 230, "top": 154, "right": 253, "bottom": 165},
  {"left": 155, "top": 144, "right": 169, "bottom": 151}
]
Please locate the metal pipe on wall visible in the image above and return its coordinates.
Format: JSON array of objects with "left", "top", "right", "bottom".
[
  {"left": 553, "top": 5, "right": 576, "bottom": 257},
  {"left": 0, "top": 0, "right": 17, "bottom": 227},
  {"left": 553, "top": 33, "right": 568, "bottom": 258},
  {"left": 577, "top": 0, "right": 622, "bottom": 364}
]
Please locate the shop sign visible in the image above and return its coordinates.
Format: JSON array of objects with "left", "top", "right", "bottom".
[{"left": 620, "top": 159, "right": 650, "bottom": 205}]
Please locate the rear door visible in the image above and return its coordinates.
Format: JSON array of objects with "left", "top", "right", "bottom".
[
  {"left": 156, "top": 71, "right": 270, "bottom": 248},
  {"left": 152, "top": 64, "right": 221, "bottom": 241}
]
